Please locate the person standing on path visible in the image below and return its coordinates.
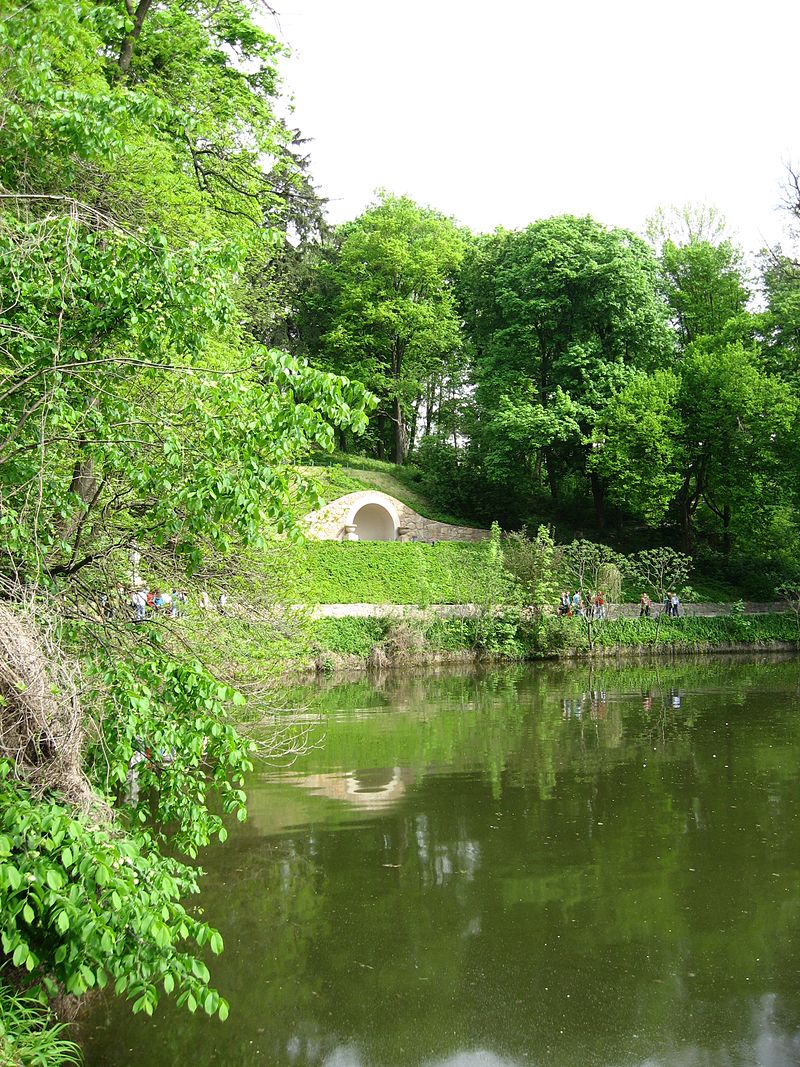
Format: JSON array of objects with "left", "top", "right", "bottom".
[{"left": 131, "top": 587, "right": 147, "bottom": 623}]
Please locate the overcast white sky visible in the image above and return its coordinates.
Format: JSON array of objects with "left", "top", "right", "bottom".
[{"left": 270, "top": 0, "right": 799, "bottom": 254}]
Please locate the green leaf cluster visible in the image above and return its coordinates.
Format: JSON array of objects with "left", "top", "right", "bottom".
[{"left": 0, "top": 761, "right": 228, "bottom": 1019}]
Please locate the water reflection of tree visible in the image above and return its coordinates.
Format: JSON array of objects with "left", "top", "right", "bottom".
[{"left": 82, "top": 656, "right": 800, "bottom": 1067}]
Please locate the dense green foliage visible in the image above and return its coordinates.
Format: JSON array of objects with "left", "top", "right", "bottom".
[
  {"left": 295, "top": 540, "right": 513, "bottom": 605},
  {"left": 297, "top": 195, "right": 467, "bottom": 463},
  {"left": 297, "top": 198, "right": 800, "bottom": 590},
  {"left": 0, "top": 0, "right": 373, "bottom": 583},
  {"left": 308, "top": 610, "right": 797, "bottom": 664},
  {"left": 0, "top": 0, "right": 371, "bottom": 1050}
]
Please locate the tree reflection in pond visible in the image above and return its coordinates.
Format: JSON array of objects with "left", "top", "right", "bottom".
[{"left": 81, "top": 657, "right": 800, "bottom": 1067}]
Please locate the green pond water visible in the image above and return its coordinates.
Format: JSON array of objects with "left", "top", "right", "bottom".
[{"left": 81, "top": 657, "right": 800, "bottom": 1067}]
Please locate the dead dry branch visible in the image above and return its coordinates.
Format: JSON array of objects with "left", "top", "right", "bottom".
[{"left": 0, "top": 597, "right": 102, "bottom": 814}]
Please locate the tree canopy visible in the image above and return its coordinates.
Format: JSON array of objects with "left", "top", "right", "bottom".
[
  {"left": 298, "top": 193, "right": 466, "bottom": 462},
  {"left": 0, "top": 0, "right": 372, "bottom": 1029}
]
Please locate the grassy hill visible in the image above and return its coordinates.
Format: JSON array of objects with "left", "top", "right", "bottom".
[
  {"left": 299, "top": 453, "right": 472, "bottom": 527},
  {"left": 291, "top": 454, "right": 496, "bottom": 605},
  {"left": 295, "top": 454, "right": 789, "bottom": 602},
  {"left": 294, "top": 540, "right": 513, "bottom": 604}
]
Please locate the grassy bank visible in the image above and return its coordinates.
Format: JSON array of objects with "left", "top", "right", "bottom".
[
  {"left": 306, "top": 611, "right": 799, "bottom": 672},
  {"left": 0, "top": 983, "right": 80, "bottom": 1067}
]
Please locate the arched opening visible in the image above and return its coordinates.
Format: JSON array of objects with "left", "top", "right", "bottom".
[{"left": 351, "top": 502, "right": 397, "bottom": 541}]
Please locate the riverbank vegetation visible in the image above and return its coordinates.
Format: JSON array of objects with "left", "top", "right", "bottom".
[
  {"left": 0, "top": 0, "right": 371, "bottom": 1056},
  {"left": 308, "top": 610, "right": 797, "bottom": 671}
]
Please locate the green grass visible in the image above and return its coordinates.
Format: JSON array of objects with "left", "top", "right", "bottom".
[
  {"left": 294, "top": 540, "right": 515, "bottom": 605},
  {"left": 0, "top": 983, "right": 81, "bottom": 1067}
]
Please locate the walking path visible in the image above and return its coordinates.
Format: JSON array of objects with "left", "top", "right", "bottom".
[{"left": 307, "top": 601, "right": 787, "bottom": 620}]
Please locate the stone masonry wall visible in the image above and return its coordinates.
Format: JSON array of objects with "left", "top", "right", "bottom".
[{"left": 303, "top": 490, "right": 488, "bottom": 542}]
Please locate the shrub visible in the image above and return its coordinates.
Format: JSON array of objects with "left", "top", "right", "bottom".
[
  {"left": 312, "top": 617, "right": 387, "bottom": 656},
  {"left": 502, "top": 526, "right": 560, "bottom": 607},
  {"left": 0, "top": 763, "right": 228, "bottom": 1018}
]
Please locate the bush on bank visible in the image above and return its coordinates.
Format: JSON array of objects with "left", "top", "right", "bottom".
[{"left": 308, "top": 611, "right": 798, "bottom": 666}]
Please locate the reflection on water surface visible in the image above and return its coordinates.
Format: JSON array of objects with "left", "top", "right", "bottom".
[
  {"left": 275, "top": 766, "right": 411, "bottom": 811},
  {"left": 82, "top": 658, "right": 800, "bottom": 1067}
]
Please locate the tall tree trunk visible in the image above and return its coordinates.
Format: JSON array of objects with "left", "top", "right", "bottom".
[
  {"left": 545, "top": 451, "right": 559, "bottom": 501},
  {"left": 391, "top": 396, "right": 407, "bottom": 464},
  {"left": 69, "top": 456, "right": 97, "bottom": 507},
  {"left": 375, "top": 413, "right": 386, "bottom": 461},
  {"left": 722, "top": 503, "right": 731, "bottom": 555},
  {"left": 407, "top": 399, "right": 419, "bottom": 455},
  {"left": 389, "top": 338, "right": 406, "bottom": 464},
  {"left": 118, "top": 0, "right": 154, "bottom": 76},
  {"left": 60, "top": 394, "right": 101, "bottom": 541},
  {"left": 590, "top": 471, "right": 606, "bottom": 529},
  {"left": 678, "top": 498, "right": 692, "bottom": 553}
]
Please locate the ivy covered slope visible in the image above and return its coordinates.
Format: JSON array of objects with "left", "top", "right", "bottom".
[
  {"left": 294, "top": 541, "right": 504, "bottom": 604},
  {"left": 288, "top": 453, "right": 495, "bottom": 605},
  {"left": 294, "top": 546, "right": 503, "bottom": 606},
  {"left": 0, "top": 0, "right": 372, "bottom": 1056}
]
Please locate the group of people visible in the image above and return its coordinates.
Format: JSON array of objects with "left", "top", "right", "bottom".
[
  {"left": 556, "top": 590, "right": 683, "bottom": 620},
  {"left": 557, "top": 590, "right": 607, "bottom": 620},
  {"left": 128, "top": 587, "right": 227, "bottom": 622},
  {"left": 640, "top": 592, "right": 681, "bottom": 617}
]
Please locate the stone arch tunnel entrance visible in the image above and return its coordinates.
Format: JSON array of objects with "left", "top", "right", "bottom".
[{"left": 350, "top": 502, "right": 397, "bottom": 541}]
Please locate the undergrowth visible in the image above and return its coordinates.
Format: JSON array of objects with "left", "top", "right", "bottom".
[
  {"left": 0, "top": 982, "right": 81, "bottom": 1067},
  {"left": 307, "top": 612, "right": 798, "bottom": 666}
]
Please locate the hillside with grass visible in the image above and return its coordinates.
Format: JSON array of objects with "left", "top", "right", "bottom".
[
  {"left": 296, "top": 455, "right": 790, "bottom": 602},
  {"left": 300, "top": 453, "right": 474, "bottom": 527},
  {"left": 293, "top": 541, "right": 512, "bottom": 604}
]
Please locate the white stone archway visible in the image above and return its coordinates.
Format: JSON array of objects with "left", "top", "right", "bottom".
[
  {"left": 345, "top": 493, "right": 400, "bottom": 541},
  {"left": 303, "top": 489, "right": 488, "bottom": 542}
]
